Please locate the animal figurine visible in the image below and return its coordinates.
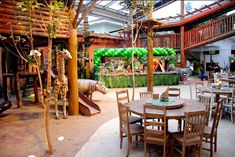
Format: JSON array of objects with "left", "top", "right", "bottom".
[
  {"left": 78, "top": 79, "right": 108, "bottom": 99},
  {"left": 54, "top": 49, "right": 72, "bottom": 119},
  {"left": 176, "top": 64, "right": 194, "bottom": 83},
  {"left": 160, "top": 87, "right": 169, "bottom": 102}
]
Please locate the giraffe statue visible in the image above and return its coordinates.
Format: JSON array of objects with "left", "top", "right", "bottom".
[{"left": 54, "top": 49, "right": 72, "bottom": 119}]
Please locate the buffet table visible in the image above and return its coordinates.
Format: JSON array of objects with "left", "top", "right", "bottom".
[{"left": 98, "top": 72, "right": 180, "bottom": 88}]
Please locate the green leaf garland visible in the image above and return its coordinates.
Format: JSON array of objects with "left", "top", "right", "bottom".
[{"left": 94, "top": 47, "right": 176, "bottom": 74}]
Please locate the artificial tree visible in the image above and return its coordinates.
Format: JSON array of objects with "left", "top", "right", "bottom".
[
  {"left": 67, "top": 0, "right": 98, "bottom": 115},
  {"left": 121, "top": 0, "right": 155, "bottom": 99}
]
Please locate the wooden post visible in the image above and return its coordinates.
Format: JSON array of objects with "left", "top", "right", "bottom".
[
  {"left": 15, "top": 72, "right": 22, "bottom": 108},
  {"left": 3, "top": 75, "right": 9, "bottom": 101},
  {"left": 180, "top": 25, "right": 186, "bottom": 68},
  {"left": 83, "top": 16, "right": 91, "bottom": 79},
  {"left": 68, "top": 8, "right": 79, "bottom": 115},
  {"left": 33, "top": 76, "right": 38, "bottom": 102},
  {"left": 180, "top": 0, "right": 186, "bottom": 68},
  {"left": 0, "top": 47, "right": 2, "bottom": 86},
  {"left": 147, "top": 25, "right": 154, "bottom": 92}
]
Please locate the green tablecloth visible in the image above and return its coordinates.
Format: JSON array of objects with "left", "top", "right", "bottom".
[{"left": 98, "top": 72, "right": 180, "bottom": 88}]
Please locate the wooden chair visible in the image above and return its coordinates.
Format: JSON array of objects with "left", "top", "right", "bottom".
[
  {"left": 223, "top": 89, "right": 235, "bottom": 123},
  {"left": 168, "top": 87, "right": 180, "bottom": 98},
  {"left": 140, "top": 91, "right": 153, "bottom": 99},
  {"left": 143, "top": 104, "right": 168, "bottom": 157},
  {"left": 198, "top": 94, "right": 211, "bottom": 126},
  {"left": 202, "top": 89, "right": 216, "bottom": 122},
  {"left": 171, "top": 111, "right": 206, "bottom": 157},
  {"left": 196, "top": 82, "right": 204, "bottom": 98},
  {"left": 116, "top": 90, "right": 143, "bottom": 124},
  {"left": 168, "top": 87, "right": 181, "bottom": 131},
  {"left": 203, "top": 99, "right": 224, "bottom": 157},
  {"left": 116, "top": 89, "right": 130, "bottom": 105},
  {"left": 118, "top": 102, "right": 144, "bottom": 156}
]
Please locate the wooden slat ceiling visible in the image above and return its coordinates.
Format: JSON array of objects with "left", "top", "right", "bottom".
[{"left": 0, "top": 0, "right": 71, "bottom": 38}]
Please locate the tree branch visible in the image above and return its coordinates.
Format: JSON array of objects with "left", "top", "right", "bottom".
[
  {"left": 76, "top": 0, "right": 98, "bottom": 28},
  {"left": 73, "top": 0, "right": 83, "bottom": 28}
]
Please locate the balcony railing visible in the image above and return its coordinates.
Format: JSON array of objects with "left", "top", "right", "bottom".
[
  {"left": 154, "top": 34, "right": 180, "bottom": 49},
  {"left": 185, "top": 14, "right": 235, "bottom": 48}
]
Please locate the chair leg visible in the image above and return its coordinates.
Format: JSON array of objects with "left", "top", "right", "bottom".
[
  {"left": 214, "top": 134, "right": 217, "bottom": 152},
  {"left": 198, "top": 144, "right": 202, "bottom": 157},
  {"left": 120, "top": 132, "right": 123, "bottom": 149},
  {"left": 136, "top": 135, "right": 138, "bottom": 145},
  {"left": 178, "top": 120, "right": 182, "bottom": 131},
  {"left": 182, "top": 145, "right": 186, "bottom": 157},
  {"left": 170, "top": 139, "right": 174, "bottom": 157},
  {"left": 144, "top": 143, "right": 147, "bottom": 157},
  {"left": 127, "top": 136, "right": 131, "bottom": 157},
  {"left": 231, "top": 111, "right": 234, "bottom": 123},
  {"left": 210, "top": 137, "right": 213, "bottom": 157},
  {"left": 163, "top": 144, "right": 166, "bottom": 157}
]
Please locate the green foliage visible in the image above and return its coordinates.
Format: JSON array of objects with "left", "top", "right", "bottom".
[
  {"left": 98, "top": 73, "right": 180, "bottom": 88},
  {"left": 93, "top": 47, "right": 176, "bottom": 74},
  {"left": 120, "top": 0, "right": 154, "bottom": 16},
  {"left": 48, "top": 1, "right": 65, "bottom": 38},
  {"left": 17, "top": 0, "right": 44, "bottom": 12}
]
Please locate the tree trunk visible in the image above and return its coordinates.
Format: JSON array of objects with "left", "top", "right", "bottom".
[
  {"left": 67, "top": 7, "right": 79, "bottom": 115},
  {"left": 147, "top": 25, "right": 154, "bottom": 92},
  {"left": 45, "top": 37, "right": 53, "bottom": 155},
  {"left": 131, "top": 19, "right": 135, "bottom": 100}
]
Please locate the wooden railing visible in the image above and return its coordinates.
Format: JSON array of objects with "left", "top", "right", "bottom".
[
  {"left": 122, "top": 14, "right": 235, "bottom": 50},
  {"left": 185, "top": 14, "right": 235, "bottom": 49},
  {"left": 154, "top": 34, "right": 180, "bottom": 49}
]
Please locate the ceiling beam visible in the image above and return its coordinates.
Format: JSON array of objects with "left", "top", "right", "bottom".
[{"left": 89, "top": 6, "right": 131, "bottom": 24}]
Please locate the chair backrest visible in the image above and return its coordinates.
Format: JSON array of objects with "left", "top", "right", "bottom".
[
  {"left": 168, "top": 87, "right": 180, "bottom": 98},
  {"left": 140, "top": 91, "right": 153, "bottom": 99},
  {"left": 230, "top": 88, "right": 235, "bottom": 105},
  {"left": 195, "top": 82, "right": 204, "bottom": 98},
  {"left": 116, "top": 89, "right": 130, "bottom": 105},
  {"left": 198, "top": 94, "right": 211, "bottom": 126},
  {"left": 183, "top": 111, "right": 206, "bottom": 145},
  {"left": 143, "top": 104, "right": 167, "bottom": 144},
  {"left": 211, "top": 99, "right": 224, "bottom": 136},
  {"left": 117, "top": 102, "right": 130, "bottom": 130}
]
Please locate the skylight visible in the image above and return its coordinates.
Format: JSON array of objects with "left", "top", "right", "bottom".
[
  {"left": 109, "top": 1, "right": 122, "bottom": 10},
  {"left": 153, "top": 0, "right": 217, "bottom": 21},
  {"left": 88, "top": 16, "right": 99, "bottom": 22},
  {"left": 97, "top": 0, "right": 110, "bottom": 6}
]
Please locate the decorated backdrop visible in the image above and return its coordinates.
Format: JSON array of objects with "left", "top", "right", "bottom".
[{"left": 93, "top": 47, "right": 176, "bottom": 75}]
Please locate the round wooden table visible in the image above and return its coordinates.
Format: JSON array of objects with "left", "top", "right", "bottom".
[{"left": 128, "top": 98, "right": 205, "bottom": 120}]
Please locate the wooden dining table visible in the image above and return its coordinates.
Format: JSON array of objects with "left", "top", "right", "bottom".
[
  {"left": 128, "top": 98, "right": 205, "bottom": 120},
  {"left": 202, "top": 87, "right": 233, "bottom": 102}
]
